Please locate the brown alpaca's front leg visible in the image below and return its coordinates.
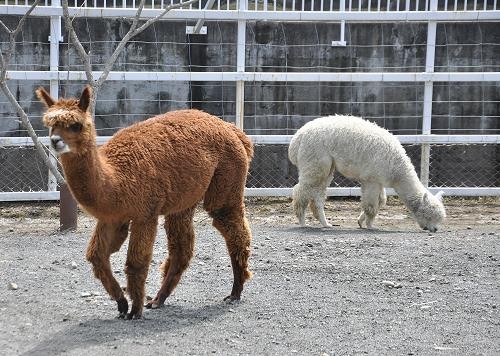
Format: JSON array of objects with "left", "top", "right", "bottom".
[
  {"left": 146, "top": 207, "right": 196, "bottom": 309},
  {"left": 210, "top": 206, "right": 253, "bottom": 301},
  {"left": 125, "top": 219, "right": 157, "bottom": 319},
  {"left": 86, "top": 221, "right": 130, "bottom": 318}
]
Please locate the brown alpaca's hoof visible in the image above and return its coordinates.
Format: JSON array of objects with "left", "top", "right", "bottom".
[
  {"left": 126, "top": 312, "right": 142, "bottom": 320},
  {"left": 145, "top": 296, "right": 164, "bottom": 309},
  {"left": 117, "top": 297, "right": 128, "bottom": 319},
  {"left": 223, "top": 295, "right": 241, "bottom": 303},
  {"left": 126, "top": 306, "right": 143, "bottom": 320}
]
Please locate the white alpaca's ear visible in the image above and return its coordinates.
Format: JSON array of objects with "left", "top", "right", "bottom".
[
  {"left": 435, "top": 190, "right": 445, "bottom": 202},
  {"left": 78, "top": 86, "right": 92, "bottom": 112},
  {"left": 422, "top": 192, "right": 430, "bottom": 204},
  {"left": 36, "top": 87, "right": 55, "bottom": 108}
]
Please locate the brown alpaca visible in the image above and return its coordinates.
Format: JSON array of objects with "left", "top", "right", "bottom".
[{"left": 36, "top": 86, "right": 253, "bottom": 319}]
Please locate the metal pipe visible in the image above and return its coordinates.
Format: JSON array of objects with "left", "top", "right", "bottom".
[
  {"left": 59, "top": 183, "right": 78, "bottom": 231},
  {"left": 420, "top": 0, "right": 438, "bottom": 187},
  {"left": 48, "top": 0, "right": 61, "bottom": 192},
  {"left": 235, "top": 0, "right": 246, "bottom": 131}
]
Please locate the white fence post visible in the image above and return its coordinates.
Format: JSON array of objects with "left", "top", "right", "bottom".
[
  {"left": 235, "top": 0, "right": 247, "bottom": 131},
  {"left": 420, "top": 0, "right": 438, "bottom": 188},
  {"left": 47, "top": 0, "right": 62, "bottom": 191}
]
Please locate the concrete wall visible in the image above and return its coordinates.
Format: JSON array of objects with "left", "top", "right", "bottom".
[{"left": 1, "top": 18, "right": 499, "bottom": 134}]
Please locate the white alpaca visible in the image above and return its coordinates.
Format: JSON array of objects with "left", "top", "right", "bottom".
[{"left": 288, "top": 115, "right": 446, "bottom": 232}]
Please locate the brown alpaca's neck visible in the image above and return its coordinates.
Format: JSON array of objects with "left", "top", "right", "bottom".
[{"left": 60, "top": 142, "right": 116, "bottom": 212}]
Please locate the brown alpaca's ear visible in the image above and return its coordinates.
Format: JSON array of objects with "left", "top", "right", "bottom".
[
  {"left": 78, "top": 86, "right": 92, "bottom": 112},
  {"left": 36, "top": 87, "right": 55, "bottom": 108}
]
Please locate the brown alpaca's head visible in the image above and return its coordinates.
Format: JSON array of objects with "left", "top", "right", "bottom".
[{"left": 36, "top": 86, "right": 94, "bottom": 156}]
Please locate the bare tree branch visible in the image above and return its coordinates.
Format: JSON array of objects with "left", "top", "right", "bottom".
[
  {"left": 0, "top": 21, "right": 11, "bottom": 34},
  {"left": 0, "top": 0, "right": 39, "bottom": 37},
  {"left": 0, "top": 83, "right": 65, "bottom": 184},
  {"left": 96, "top": 0, "right": 200, "bottom": 89},
  {"left": 1, "top": 0, "right": 42, "bottom": 80},
  {"left": 0, "top": 0, "right": 65, "bottom": 184},
  {"left": 61, "top": 0, "right": 199, "bottom": 114},
  {"left": 11, "top": 0, "right": 40, "bottom": 34},
  {"left": 61, "top": 0, "right": 94, "bottom": 85}
]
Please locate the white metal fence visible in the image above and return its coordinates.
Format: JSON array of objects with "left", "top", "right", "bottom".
[
  {"left": 3, "top": 0, "right": 500, "bottom": 11},
  {"left": 0, "top": 0, "right": 499, "bottom": 200}
]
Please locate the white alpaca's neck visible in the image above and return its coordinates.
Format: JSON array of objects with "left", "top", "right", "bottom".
[{"left": 392, "top": 173, "right": 427, "bottom": 214}]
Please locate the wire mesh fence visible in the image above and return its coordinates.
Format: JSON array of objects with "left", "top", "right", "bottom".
[
  {"left": 246, "top": 143, "right": 500, "bottom": 189},
  {"left": 1, "top": 143, "right": 498, "bottom": 193},
  {"left": 0, "top": 146, "right": 49, "bottom": 192}
]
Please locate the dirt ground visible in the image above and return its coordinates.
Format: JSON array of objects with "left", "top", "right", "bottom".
[{"left": 0, "top": 197, "right": 499, "bottom": 355}]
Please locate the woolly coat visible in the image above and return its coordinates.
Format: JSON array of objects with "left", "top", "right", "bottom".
[
  {"left": 60, "top": 109, "right": 253, "bottom": 223},
  {"left": 289, "top": 115, "right": 419, "bottom": 190}
]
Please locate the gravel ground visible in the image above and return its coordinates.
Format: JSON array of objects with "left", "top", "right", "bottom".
[{"left": 0, "top": 197, "right": 499, "bottom": 355}]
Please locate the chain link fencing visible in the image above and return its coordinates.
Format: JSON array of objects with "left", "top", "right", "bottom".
[
  {"left": 0, "top": 137, "right": 499, "bottom": 199},
  {"left": 0, "top": 146, "right": 50, "bottom": 193},
  {"left": 246, "top": 143, "right": 500, "bottom": 189}
]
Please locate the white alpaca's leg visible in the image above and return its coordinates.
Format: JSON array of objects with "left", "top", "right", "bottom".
[
  {"left": 311, "top": 194, "right": 331, "bottom": 228},
  {"left": 360, "top": 189, "right": 386, "bottom": 228},
  {"left": 359, "top": 183, "right": 384, "bottom": 229},
  {"left": 309, "top": 166, "right": 335, "bottom": 228},
  {"left": 292, "top": 183, "right": 308, "bottom": 226},
  {"left": 294, "top": 152, "right": 334, "bottom": 227},
  {"left": 357, "top": 211, "right": 366, "bottom": 228},
  {"left": 379, "top": 188, "right": 387, "bottom": 207}
]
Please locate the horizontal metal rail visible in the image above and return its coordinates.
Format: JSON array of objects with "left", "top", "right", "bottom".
[
  {"left": 2, "top": 135, "right": 500, "bottom": 146},
  {"left": 0, "top": 191, "right": 60, "bottom": 201},
  {"left": 7, "top": 70, "right": 500, "bottom": 82},
  {"left": 246, "top": 187, "right": 500, "bottom": 197},
  {"left": 248, "top": 135, "right": 500, "bottom": 145},
  {"left": 2, "top": 0, "right": 499, "bottom": 12},
  {"left": 1, "top": 187, "right": 499, "bottom": 201},
  {"left": 1, "top": 7, "right": 500, "bottom": 22}
]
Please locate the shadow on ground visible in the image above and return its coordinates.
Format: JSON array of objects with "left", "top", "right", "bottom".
[{"left": 22, "top": 302, "right": 231, "bottom": 356}]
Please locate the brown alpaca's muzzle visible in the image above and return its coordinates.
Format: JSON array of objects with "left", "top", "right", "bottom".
[{"left": 49, "top": 127, "right": 71, "bottom": 155}]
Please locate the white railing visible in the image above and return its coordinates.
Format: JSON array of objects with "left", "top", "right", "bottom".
[
  {"left": 2, "top": 0, "right": 499, "bottom": 11},
  {"left": 0, "top": 0, "right": 499, "bottom": 200}
]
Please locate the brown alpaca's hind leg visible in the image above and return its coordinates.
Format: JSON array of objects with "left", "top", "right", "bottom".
[
  {"left": 86, "top": 221, "right": 129, "bottom": 318},
  {"left": 146, "top": 207, "right": 196, "bottom": 309},
  {"left": 203, "top": 154, "right": 252, "bottom": 301},
  {"left": 209, "top": 206, "right": 252, "bottom": 301},
  {"left": 124, "top": 219, "right": 158, "bottom": 319}
]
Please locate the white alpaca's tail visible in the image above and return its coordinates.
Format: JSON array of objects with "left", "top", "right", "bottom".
[{"left": 288, "top": 132, "right": 302, "bottom": 166}]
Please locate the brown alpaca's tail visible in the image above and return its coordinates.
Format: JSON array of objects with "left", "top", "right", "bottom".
[{"left": 230, "top": 124, "right": 254, "bottom": 161}]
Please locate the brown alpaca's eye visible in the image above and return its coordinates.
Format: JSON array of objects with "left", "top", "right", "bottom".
[{"left": 69, "top": 123, "right": 82, "bottom": 133}]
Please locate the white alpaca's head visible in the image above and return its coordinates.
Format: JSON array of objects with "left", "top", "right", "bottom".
[
  {"left": 411, "top": 190, "right": 446, "bottom": 232},
  {"left": 36, "top": 86, "right": 94, "bottom": 156}
]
